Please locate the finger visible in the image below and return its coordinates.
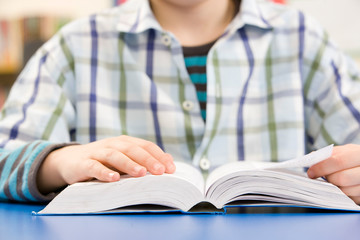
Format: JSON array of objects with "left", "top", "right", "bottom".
[
  {"left": 113, "top": 141, "right": 166, "bottom": 175},
  {"left": 83, "top": 159, "right": 120, "bottom": 182},
  {"left": 119, "top": 136, "right": 176, "bottom": 173},
  {"left": 308, "top": 145, "right": 360, "bottom": 179},
  {"left": 325, "top": 167, "right": 360, "bottom": 187},
  {"left": 91, "top": 148, "right": 147, "bottom": 177},
  {"left": 307, "top": 155, "right": 340, "bottom": 179},
  {"left": 160, "top": 153, "right": 176, "bottom": 173},
  {"left": 350, "top": 196, "right": 360, "bottom": 204},
  {"left": 340, "top": 184, "right": 360, "bottom": 197}
]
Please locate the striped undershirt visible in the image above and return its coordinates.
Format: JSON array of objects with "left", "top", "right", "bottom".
[{"left": 183, "top": 40, "right": 216, "bottom": 121}]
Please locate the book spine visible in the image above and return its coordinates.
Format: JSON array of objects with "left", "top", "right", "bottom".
[{"left": 0, "top": 87, "right": 7, "bottom": 110}]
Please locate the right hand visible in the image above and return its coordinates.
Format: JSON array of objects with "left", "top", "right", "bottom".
[{"left": 37, "top": 135, "right": 176, "bottom": 194}]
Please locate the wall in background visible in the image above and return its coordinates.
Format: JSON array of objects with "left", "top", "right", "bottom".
[
  {"left": 0, "top": 0, "right": 112, "bottom": 19},
  {"left": 288, "top": 0, "right": 360, "bottom": 66}
]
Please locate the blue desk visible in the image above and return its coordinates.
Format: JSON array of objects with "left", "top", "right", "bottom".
[{"left": 1, "top": 203, "right": 360, "bottom": 240}]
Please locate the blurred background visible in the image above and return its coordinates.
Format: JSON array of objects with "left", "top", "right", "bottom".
[{"left": 0, "top": 0, "right": 359, "bottom": 108}]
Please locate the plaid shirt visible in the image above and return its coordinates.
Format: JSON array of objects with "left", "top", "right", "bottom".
[{"left": 1, "top": 0, "right": 360, "bottom": 202}]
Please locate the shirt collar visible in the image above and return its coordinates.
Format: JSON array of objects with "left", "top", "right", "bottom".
[
  {"left": 116, "top": 0, "right": 162, "bottom": 34},
  {"left": 116, "top": 0, "right": 273, "bottom": 34},
  {"left": 225, "top": 0, "right": 273, "bottom": 34}
]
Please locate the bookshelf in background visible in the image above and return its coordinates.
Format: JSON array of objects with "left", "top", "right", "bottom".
[
  {"left": 0, "top": 19, "right": 22, "bottom": 74},
  {"left": 271, "top": 0, "right": 287, "bottom": 4},
  {"left": 113, "top": 0, "right": 127, "bottom": 6},
  {"left": 0, "top": 16, "right": 71, "bottom": 109}
]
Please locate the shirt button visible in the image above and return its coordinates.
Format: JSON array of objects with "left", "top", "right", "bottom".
[
  {"left": 199, "top": 157, "right": 211, "bottom": 171},
  {"left": 161, "top": 34, "right": 171, "bottom": 47},
  {"left": 182, "top": 100, "right": 194, "bottom": 111}
]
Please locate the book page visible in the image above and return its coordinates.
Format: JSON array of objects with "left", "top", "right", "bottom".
[
  {"left": 264, "top": 145, "right": 333, "bottom": 169},
  {"left": 208, "top": 168, "right": 360, "bottom": 211},
  {"left": 205, "top": 145, "right": 333, "bottom": 191},
  {"left": 203, "top": 145, "right": 360, "bottom": 211},
  {"left": 172, "top": 162, "right": 205, "bottom": 194},
  {"left": 205, "top": 161, "right": 274, "bottom": 192},
  {"left": 38, "top": 162, "right": 204, "bottom": 214}
]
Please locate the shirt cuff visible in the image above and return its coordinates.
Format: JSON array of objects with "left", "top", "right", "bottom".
[{"left": 28, "top": 142, "right": 79, "bottom": 202}]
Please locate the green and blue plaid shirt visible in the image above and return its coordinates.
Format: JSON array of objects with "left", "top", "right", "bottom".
[{"left": 1, "top": 0, "right": 360, "bottom": 202}]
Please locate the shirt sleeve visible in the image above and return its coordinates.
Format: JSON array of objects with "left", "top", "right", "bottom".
[
  {"left": 302, "top": 14, "right": 360, "bottom": 149},
  {"left": 0, "top": 28, "right": 77, "bottom": 202},
  {"left": 0, "top": 141, "right": 77, "bottom": 202}
]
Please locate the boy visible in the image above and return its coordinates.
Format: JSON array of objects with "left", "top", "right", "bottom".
[{"left": 1, "top": 0, "right": 360, "bottom": 204}]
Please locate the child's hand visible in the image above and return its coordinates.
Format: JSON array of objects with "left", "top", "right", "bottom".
[
  {"left": 307, "top": 144, "right": 360, "bottom": 204},
  {"left": 37, "top": 135, "right": 176, "bottom": 194}
]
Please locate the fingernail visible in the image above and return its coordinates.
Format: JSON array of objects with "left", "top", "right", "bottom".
[
  {"left": 153, "top": 163, "right": 165, "bottom": 173},
  {"left": 167, "top": 163, "right": 176, "bottom": 173},
  {"left": 307, "top": 169, "right": 315, "bottom": 179},
  {"left": 134, "top": 166, "right": 146, "bottom": 175},
  {"left": 108, "top": 172, "right": 115, "bottom": 180}
]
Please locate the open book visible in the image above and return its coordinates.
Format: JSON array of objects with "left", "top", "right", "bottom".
[{"left": 36, "top": 145, "right": 360, "bottom": 215}]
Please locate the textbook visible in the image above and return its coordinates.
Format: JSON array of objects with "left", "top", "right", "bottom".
[{"left": 36, "top": 145, "right": 360, "bottom": 215}]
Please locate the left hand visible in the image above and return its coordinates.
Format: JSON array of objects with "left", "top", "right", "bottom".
[{"left": 307, "top": 144, "right": 360, "bottom": 204}]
